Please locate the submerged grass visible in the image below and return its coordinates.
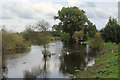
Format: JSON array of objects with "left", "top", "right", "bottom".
[{"left": 77, "top": 40, "right": 119, "bottom": 78}]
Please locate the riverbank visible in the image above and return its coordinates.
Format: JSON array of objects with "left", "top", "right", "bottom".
[{"left": 77, "top": 39, "right": 119, "bottom": 78}]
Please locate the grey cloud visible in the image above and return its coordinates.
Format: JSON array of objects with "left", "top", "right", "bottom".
[
  {"left": 0, "top": 2, "right": 62, "bottom": 19},
  {"left": 9, "top": 3, "right": 37, "bottom": 19},
  {"left": 78, "top": 2, "right": 96, "bottom": 8},
  {"left": 0, "top": 10, "right": 13, "bottom": 19},
  {"left": 0, "top": 14, "right": 12, "bottom": 19},
  {"left": 86, "top": 2, "right": 96, "bottom": 7},
  {"left": 95, "top": 10, "right": 108, "bottom": 19},
  {"left": 86, "top": 12, "right": 95, "bottom": 19}
]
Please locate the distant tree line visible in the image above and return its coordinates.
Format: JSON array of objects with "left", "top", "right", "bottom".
[
  {"left": 22, "top": 20, "right": 51, "bottom": 46},
  {"left": 2, "top": 6, "right": 120, "bottom": 53},
  {"left": 100, "top": 17, "right": 120, "bottom": 44},
  {"left": 53, "top": 6, "right": 120, "bottom": 45},
  {"left": 2, "top": 28, "right": 29, "bottom": 52},
  {"left": 2, "top": 20, "right": 52, "bottom": 53}
]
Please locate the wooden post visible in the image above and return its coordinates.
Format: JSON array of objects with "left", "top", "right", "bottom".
[{"left": 112, "top": 46, "right": 114, "bottom": 53}]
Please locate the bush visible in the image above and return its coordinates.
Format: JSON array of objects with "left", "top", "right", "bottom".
[
  {"left": 2, "top": 29, "right": 29, "bottom": 51},
  {"left": 72, "top": 30, "right": 84, "bottom": 42},
  {"left": 22, "top": 30, "right": 51, "bottom": 46},
  {"left": 91, "top": 34, "right": 104, "bottom": 51},
  {"left": 60, "top": 32, "right": 70, "bottom": 43}
]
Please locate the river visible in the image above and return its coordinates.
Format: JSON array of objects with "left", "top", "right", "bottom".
[{"left": 2, "top": 41, "right": 99, "bottom": 78}]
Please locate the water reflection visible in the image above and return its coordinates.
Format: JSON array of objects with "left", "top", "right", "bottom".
[
  {"left": 60, "top": 43, "right": 86, "bottom": 74},
  {"left": 2, "top": 49, "right": 30, "bottom": 78},
  {"left": 59, "top": 42, "right": 98, "bottom": 77},
  {"left": 23, "top": 56, "right": 50, "bottom": 78},
  {"left": 2, "top": 41, "right": 99, "bottom": 78}
]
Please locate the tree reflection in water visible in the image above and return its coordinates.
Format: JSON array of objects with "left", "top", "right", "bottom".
[
  {"left": 2, "top": 49, "right": 30, "bottom": 79},
  {"left": 2, "top": 53, "right": 8, "bottom": 79},
  {"left": 59, "top": 42, "right": 98, "bottom": 76},
  {"left": 23, "top": 47, "right": 51, "bottom": 79},
  {"left": 23, "top": 42, "right": 98, "bottom": 79},
  {"left": 2, "top": 41, "right": 99, "bottom": 79}
]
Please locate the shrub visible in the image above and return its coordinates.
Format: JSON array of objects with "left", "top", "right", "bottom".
[
  {"left": 72, "top": 30, "right": 84, "bottom": 42},
  {"left": 60, "top": 32, "right": 70, "bottom": 43},
  {"left": 2, "top": 29, "right": 29, "bottom": 51},
  {"left": 91, "top": 34, "right": 104, "bottom": 51}
]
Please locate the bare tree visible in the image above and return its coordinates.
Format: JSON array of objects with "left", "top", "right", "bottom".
[{"left": 35, "top": 20, "right": 50, "bottom": 32}]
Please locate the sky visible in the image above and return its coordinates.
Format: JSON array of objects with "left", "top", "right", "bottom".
[{"left": 0, "top": 0, "right": 119, "bottom": 32}]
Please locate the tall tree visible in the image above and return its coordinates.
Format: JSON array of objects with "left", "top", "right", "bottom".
[
  {"left": 54, "top": 7, "right": 88, "bottom": 39},
  {"left": 35, "top": 20, "right": 49, "bottom": 32},
  {"left": 101, "top": 17, "right": 120, "bottom": 43},
  {"left": 22, "top": 20, "right": 51, "bottom": 45},
  {"left": 87, "top": 20, "right": 97, "bottom": 38}
]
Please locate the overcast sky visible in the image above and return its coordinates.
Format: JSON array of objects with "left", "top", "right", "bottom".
[{"left": 0, "top": 0, "right": 119, "bottom": 32}]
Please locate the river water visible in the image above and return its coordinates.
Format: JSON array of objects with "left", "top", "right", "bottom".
[{"left": 2, "top": 41, "right": 99, "bottom": 78}]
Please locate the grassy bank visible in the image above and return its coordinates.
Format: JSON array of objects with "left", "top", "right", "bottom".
[
  {"left": 77, "top": 39, "right": 119, "bottom": 78},
  {"left": 83, "top": 38, "right": 92, "bottom": 45}
]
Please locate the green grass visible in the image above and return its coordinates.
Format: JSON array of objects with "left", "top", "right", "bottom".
[
  {"left": 77, "top": 41, "right": 119, "bottom": 78},
  {"left": 83, "top": 38, "right": 92, "bottom": 45}
]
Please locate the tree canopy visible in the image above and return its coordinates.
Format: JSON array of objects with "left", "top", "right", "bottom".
[
  {"left": 54, "top": 7, "right": 88, "bottom": 38},
  {"left": 101, "top": 17, "right": 120, "bottom": 44},
  {"left": 22, "top": 20, "right": 51, "bottom": 46},
  {"left": 53, "top": 7, "right": 96, "bottom": 42},
  {"left": 72, "top": 30, "right": 84, "bottom": 42}
]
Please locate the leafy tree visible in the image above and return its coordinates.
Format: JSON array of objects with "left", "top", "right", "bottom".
[
  {"left": 60, "top": 32, "right": 70, "bottom": 44},
  {"left": 87, "top": 20, "right": 97, "bottom": 38},
  {"left": 54, "top": 7, "right": 88, "bottom": 39},
  {"left": 116, "top": 24, "right": 120, "bottom": 43},
  {"left": 35, "top": 20, "right": 49, "bottom": 32},
  {"left": 91, "top": 34, "right": 104, "bottom": 51},
  {"left": 101, "top": 17, "right": 120, "bottom": 43},
  {"left": 22, "top": 20, "right": 51, "bottom": 46},
  {"left": 22, "top": 20, "right": 51, "bottom": 57},
  {"left": 52, "top": 24, "right": 62, "bottom": 32},
  {"left": 72, "top": 30, "right": 84, "bottom": 42},
  {"left": 53, "top": 7, "right": 97, "bottom": 42},
  {"left": 22, "top": 25, "right": 35, "bottom": 43}
]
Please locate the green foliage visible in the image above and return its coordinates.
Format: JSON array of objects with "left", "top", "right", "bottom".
[
  {"left": 22, "top": 30, "right": 51, "bottom": 46},
  {"left": 87, "top": 20, "right": 97, "bottom": 38},
  {"left": 54, "top": 7, "right": 88, "bottom": 38},
  {"left": 101, "top": 17, "right": 120, "bottom": 44},
  {"left": 60, "top": 32, "right": 70, "bottom": 43},
  {"left": 91, "top": 34, "right": 104, "bottom": 51},
  {"left": 50, "top": 31, "right": 61, "bottom": 37},
  {"left": 50, "top": 37, "right": 61, "bottom": 41},
  {"left": 22, "top": 20, "right": 51, "bottom": 46},
  {"left": 84, "top": 38, "right": 92, "bottom": 44},
  {"left": 35, "top": 20, "right": 49, "bottom": 32},
  {"left": 53, "top": 7, "right": 97, "bottom": 42},
  {"left": 75, "top": 69, "right": 80, "bottom": 72},
  {"left": 72, "top": 30, "right": 84, "bottom": 42},
  {"left": 2, "top": 29, "right": 29, "bottom": 51},
  {"left": 77, "top": 42, "right": 119, "bottom": 78}
]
